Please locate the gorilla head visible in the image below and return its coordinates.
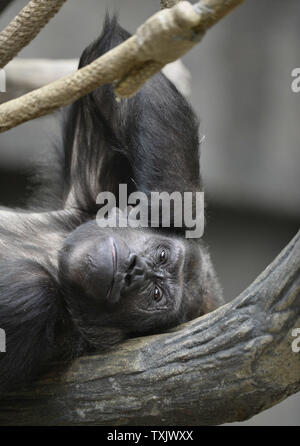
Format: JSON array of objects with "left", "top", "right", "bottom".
[{"left": 59, "top": 220, "right": 220, "bottom": 348}]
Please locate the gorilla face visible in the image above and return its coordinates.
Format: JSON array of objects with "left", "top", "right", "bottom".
[{"left": 59, "top": 220, "right": 204, "bottom": 345}]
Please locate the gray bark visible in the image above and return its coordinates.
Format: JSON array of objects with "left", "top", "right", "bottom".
[{"left": 0, "top": 231, "right": 299, "bottom": 426}]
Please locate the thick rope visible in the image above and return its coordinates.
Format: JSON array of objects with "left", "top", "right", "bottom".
[
  {"left": 0, "top": 0, "right": 245, "bottom": 133},
  {"left": 115, "top": 2, "right": 202, "bottom": 98},
  {"left": 116, "top": 0, "right": 245, "bottom": 97},
  {"left": 0, "top": 0, "right": 68, "bottom": 69}
]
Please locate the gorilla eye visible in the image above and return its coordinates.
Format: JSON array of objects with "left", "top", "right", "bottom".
[{"left": 153, "top": 286, "right": 163, "bottom": 302}]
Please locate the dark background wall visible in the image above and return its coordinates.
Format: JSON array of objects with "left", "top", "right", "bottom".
[{"left": 0, "top": 0, "right": 299, "bottom": 425}]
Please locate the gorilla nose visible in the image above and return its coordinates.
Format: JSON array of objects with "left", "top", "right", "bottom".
[
  {"left": 108, "top": 239, "right": 149, "bottom": 297},
  {"left": 126, "top": 253, "right": 144, "bottom": 275},
  {"left": 123, "top": 253, "right": 148, "bottom": 289}
]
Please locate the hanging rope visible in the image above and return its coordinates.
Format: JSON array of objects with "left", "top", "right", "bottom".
[
  {"left": 0, "top": 0, "right": 245, "bottom": 133},
  {"left": 0, "top": 0, "right": 68, "bottom": 69},
  {"left": 116, "top": 0, "right": 245, "bottom": 97}
]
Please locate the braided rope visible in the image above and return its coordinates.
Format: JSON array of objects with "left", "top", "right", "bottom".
[
  {"left": 115, "top": 60, "right": 165, "bottom": 98},
  {"left": 118, "top": 0, "right": 184, "bottom": 97},
  {"left": 0, "top": 0, "right": 68, "bottom": 68},
  {"left": 116, "top": 0, "right": 245, "bottom": 97},
  {"left": 0, "top": 0, "right": 246, "bottom": 133},
  {"left": 115, "top": 2, "right": 201, "bottom": 98}
]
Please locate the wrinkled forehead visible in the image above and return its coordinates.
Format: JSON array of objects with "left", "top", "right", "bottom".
[
  {"left": 108, "top": 226, "right": 184, "bottom": 248},
  {"left": 64, "top": 218, "right": 187, "bottom": 254}
]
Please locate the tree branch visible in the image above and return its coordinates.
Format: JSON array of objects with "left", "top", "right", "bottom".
[
  {"left": 0, "top": 0, "right": 246, "bottom": 134},
  {"left": 0, "top": 0, "right": 68, "bottom": 69},
  {"left": 0, "top": 231, "right": 299, "bottom": 426}
]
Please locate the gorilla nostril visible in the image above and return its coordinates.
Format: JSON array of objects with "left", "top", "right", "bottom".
[
  {"left": 125, "top": 273, "right": 132, "bottom": 287},
  {"left": 123, "top": 254, "right": 147, "bottom": 289}
]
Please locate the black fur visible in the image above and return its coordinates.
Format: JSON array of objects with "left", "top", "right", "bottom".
[{"left": 0, "top": 17, "right": 223, "bottom": 394}]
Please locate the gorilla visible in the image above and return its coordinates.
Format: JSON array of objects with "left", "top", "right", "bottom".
[{"left": 0, "top": 17, "right": 223, "bottom": 393}]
